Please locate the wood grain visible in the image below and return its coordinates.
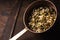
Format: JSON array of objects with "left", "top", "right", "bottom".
[{"left": 0, "top": 0, "right": 20, "bottom": 40}]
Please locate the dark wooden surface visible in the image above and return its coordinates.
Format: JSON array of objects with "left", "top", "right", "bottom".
[
  {"left": 0, "top": 0, "right": 23, "bottom": 40},
  {"left": 0, "top": 0, "right": 18, "bottom": 38},
  {"left": 0, "top": 0, "right": 60, "bottom": 40}
]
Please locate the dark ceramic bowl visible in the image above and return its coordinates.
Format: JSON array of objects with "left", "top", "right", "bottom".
[{"left": 23, "top": 0, "right": 57, "bottom": 33}]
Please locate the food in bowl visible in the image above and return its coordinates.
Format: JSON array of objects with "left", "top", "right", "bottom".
[{"left": 28, "top": 7, "right": 56, "bottom": 33}]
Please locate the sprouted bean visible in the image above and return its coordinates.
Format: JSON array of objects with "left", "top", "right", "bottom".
[{"left": 29, "top": 7, "right": 56, "bottom": 33}]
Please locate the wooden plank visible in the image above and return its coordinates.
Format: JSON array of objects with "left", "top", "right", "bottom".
[
  {"left": 1, "top": 0, "right": 23, "bottom": 40},
  {"left": 0, "top": 0, "right": 18, "bottom": 39}
]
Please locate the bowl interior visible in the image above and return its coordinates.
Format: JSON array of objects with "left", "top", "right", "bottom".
[{"left": 24, "top": 0, "right": 57, "bottom": 33}]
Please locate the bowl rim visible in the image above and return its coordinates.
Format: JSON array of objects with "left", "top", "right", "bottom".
[{"left": 23, "top": 0, "right": 57, "bottom": 33}]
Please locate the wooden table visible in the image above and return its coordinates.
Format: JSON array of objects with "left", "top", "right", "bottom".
[{"left": 0, "top": 0, "right": 60, "bottom": 40}]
